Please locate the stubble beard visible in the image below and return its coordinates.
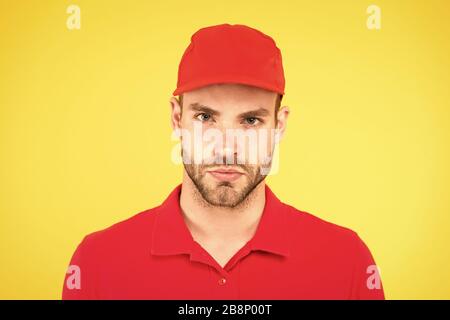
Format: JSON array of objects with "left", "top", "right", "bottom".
[{"left": 183, "top": 163, "right": 267, "bottom": 208}]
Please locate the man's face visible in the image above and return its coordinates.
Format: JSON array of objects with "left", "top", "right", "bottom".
[{"left": 172, "top": 83, "right": 286, "bottom": 208}]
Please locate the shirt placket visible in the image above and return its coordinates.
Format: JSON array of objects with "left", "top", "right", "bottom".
[{"left": 190, "top": 240, "right": 253, "bottom": 300}]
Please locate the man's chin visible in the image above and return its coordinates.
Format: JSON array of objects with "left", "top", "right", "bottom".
[
  {"left": 184, "top": 165, "right": 263, "bottom": 208},
  {"left": 198, "top": 181, "right": 246, "bottom": 208},
  {"left": 207, "top": 191, "right": 243, "bottom": 208},
  {"left": 204, "top": 173, "right": 244, "bottom": 187}
]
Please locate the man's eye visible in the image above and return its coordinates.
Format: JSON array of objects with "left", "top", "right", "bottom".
[
  {"left": 244, "top": 117, "right": 259, "bottom": 125},
  {"left": 196, "top": 113, "right": 211, "bottom": 121}
]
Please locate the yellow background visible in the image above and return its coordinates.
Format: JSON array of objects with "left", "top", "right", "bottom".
[{"left": 1, "top": 0, "right": 449, "bottom": 299}]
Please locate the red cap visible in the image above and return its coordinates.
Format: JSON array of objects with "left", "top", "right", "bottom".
[{"left": 173, "top": 23, "right": 285, "bottom": 96}]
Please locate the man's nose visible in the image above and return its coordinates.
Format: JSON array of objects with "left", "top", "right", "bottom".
[
  {"left": 213, "top": 145, "right": 239, "bottom": 165},
  {"left": 211, "top": 128, "right": 247, "bottom": 165}
]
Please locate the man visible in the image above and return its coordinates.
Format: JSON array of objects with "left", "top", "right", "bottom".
[{"left": 62, "top": 23, "right": 384, "bottom": 299}]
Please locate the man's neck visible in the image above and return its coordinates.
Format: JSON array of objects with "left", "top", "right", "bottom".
[{"left": 179, "top": 172, "right": 266, "bottom": 244}]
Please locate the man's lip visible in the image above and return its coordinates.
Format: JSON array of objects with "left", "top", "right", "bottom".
[
  {"left": 206, "top": 169, "right": 244, "bottom": 182},
  {"left": 207, "top": 168, "right": 244, "bottom": 174}
]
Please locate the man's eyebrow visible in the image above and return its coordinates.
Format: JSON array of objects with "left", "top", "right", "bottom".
[
  {"left": 188, "top": 103, "right": 221, "bottom": 116},
  {"left": 238, "top": 108, "right": 271, "bottom": 118}
]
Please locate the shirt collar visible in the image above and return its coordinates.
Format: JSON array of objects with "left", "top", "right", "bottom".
[{"left": 150, "top": 183, "right": 291, "bottom": 258}]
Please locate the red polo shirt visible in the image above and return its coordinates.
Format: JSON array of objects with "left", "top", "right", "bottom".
[{"left": 62, "top": 184, "right": 385, "bottom": 299}]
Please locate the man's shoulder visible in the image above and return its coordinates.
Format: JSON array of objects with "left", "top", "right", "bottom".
[
  {"left": 79, "top": 204, "right": 162, "bottom": 249},
  {"left": 282, "top": 202, "right": 362, "bottom": 249}
]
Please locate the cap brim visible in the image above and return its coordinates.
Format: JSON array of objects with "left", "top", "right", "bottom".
[{"left": 173, "top": 77, "right": 284, "bottom": 96}]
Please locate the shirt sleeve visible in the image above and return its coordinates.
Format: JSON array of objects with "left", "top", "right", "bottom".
[
  {"left": 62, "top": 234, "right": 99, "bottom": 300},
  {"left": 349, "top": 233, "right": 385, "bottom": 300}
]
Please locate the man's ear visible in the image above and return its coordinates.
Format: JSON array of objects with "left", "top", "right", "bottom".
[
  {"left": 169, "top": 96, "right": 182, "bottom": 131},
  {"left": 275, "top": 105, "right": 290, "bottom": 141}
]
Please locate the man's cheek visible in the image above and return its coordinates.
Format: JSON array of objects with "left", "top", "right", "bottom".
[
  {"left": 180, "top": 130, "right": 202, "bottom": 165},
  {"left": 256, "top": 131, "right": 272, "bottom": 165},
  {"left": 201, "top": 129, "right": 224, "bottom": 164}
]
